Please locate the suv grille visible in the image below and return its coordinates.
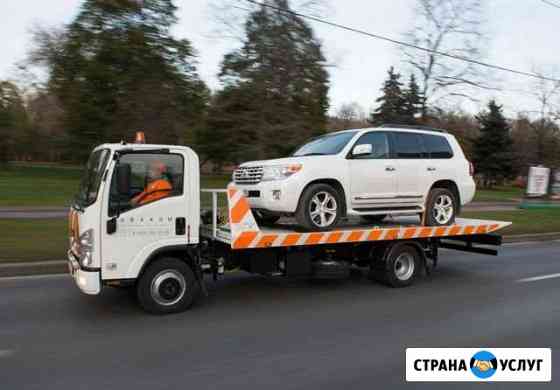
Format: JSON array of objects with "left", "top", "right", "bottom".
[{"left": 233, "top": 166, "right": 263, "bottom": 185}]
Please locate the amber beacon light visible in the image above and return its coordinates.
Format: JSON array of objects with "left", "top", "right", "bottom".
[{"left": 135, "top": 131, "right": 146, "bottom": 144}]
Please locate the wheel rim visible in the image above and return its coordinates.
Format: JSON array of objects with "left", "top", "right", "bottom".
[
  {"left": 394, "top": 253, "right": 415, "bottom": 281},
  {"left": 432, "top": 194, "right": 454, "bottom": 225},
  {"left": 309, "top": 191, "right": 338, "bottom": 228},
  {"left": 151, "top": 270, "right": 187, "bottom": 306}
]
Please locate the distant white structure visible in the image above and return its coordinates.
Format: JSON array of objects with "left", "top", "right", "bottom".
[{"left": 526, "top": 166, "right": 550, "bottom": 197}]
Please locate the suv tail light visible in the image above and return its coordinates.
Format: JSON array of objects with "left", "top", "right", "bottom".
[{"left": 469, "top": 161, "right": 475, "bottom": 176}]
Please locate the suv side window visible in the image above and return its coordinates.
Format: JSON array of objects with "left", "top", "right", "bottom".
[
  {"left": 422, "top": 134, "right": 454, "bottom": 159},
  {"left": 392, "top": 132, "right": 426, "bottom": 159},
  {"left": 109, "top": 153, "right": 184, "bottom": 216},
  {"left": 351, "top": 131, "right": 390, "bottom": 159}
]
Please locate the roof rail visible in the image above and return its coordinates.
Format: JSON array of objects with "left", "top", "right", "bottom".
[{"left": 379, "top": 124, "right": 448, "bottom": 133}]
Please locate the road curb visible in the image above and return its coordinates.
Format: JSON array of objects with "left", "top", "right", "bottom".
[{"left": 1, "top": 232, "right": 560, "bottom": 278}]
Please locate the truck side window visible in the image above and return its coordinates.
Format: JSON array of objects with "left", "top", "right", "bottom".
[
  {"left": 109, "top": 153, "right": 184, "bottom": 216},
  {"left": 392, "top": 132, "right": 426, "bottom": 159},
  {"left": 352, "top": 132, "right": 390, "bottom": 159},
  {"left": 422, "top": 134, "right": 454, "bottom": 159}
]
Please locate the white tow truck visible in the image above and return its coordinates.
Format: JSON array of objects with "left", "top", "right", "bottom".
[{"left": 68, "top": 133, "right": 511, "bottom": 314}]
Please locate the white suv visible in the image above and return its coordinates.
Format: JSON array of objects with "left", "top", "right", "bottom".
[{"left": 233, "top": 126, "right": 476, "bottom": 231}]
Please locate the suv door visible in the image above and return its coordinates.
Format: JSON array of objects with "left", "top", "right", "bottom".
[
  {"left": 347, "top": 131, "right": 398, "bottom": 209},
  {"left": 390, "top": 131, "right": 430, "bottom": 205},
  {"left": 421, "top": 133, "right": 455, "bottom": 187}
]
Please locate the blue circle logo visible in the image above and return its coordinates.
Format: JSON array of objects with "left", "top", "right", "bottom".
[{"left": 470, "top": 351, "right": 498, "bottom": 379}]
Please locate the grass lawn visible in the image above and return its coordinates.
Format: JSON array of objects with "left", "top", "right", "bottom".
[
  {"left": 473, "top": 185, "right": 524, "bottom": 202},
  {"left": 0, "top": 164, "right": 83, "bottom": 207},
  {"left": 0, "top": 163, "right": 231, "bottom": 208},
  {"left": 0, "top": 219, "right": 68, "bottom": 263},
  {"left": 461, "top": 209, "right": 560, "bottom": 236}
]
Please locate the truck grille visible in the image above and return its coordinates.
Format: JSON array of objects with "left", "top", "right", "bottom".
[{"left": 233, "top": 166, "right": 263, "bottom": 185}]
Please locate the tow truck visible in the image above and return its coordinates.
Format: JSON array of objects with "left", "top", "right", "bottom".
[{"left": 68, "top": 133, "right": 511, "bottom": 314}]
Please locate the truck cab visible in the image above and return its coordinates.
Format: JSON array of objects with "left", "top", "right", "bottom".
[{"left": 68, "top": 141, "right": 200, "bottom": 301}]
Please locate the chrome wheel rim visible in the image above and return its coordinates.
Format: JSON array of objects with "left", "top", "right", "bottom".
[
  {"left": 309, "top": 191, "right": 338, "bottom": 228},
  {"left": 151, "top": 270, "right": 186, "bottom": 306},
  {"left": 394, "top": 253, "right": 415, "bottom": 281},
  {"left": 432, "top": 194, "right": 454, "bottom": 225}
]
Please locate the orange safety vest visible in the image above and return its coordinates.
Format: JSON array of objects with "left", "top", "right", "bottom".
[{"left": 132, "top": 179, "right": 172, "bottom": 205}]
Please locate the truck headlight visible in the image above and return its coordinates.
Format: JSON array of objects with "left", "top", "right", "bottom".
[
  {"left": 261, "top": 164, "right": 302, "bottom": 182},
  {"left": 79, "top": 229, "right": 94, "bottom": 267}
]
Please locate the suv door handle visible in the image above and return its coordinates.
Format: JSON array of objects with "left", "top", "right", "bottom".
[
  {"left": 385, "top": 166, "right": 396, "bottom": 172},
  {"left": 427, "top": 167, "right": 436, "bottom": 172}
]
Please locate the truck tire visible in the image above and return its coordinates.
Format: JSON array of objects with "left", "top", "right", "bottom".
[
  {"left": 296, "top": 183, "right": 343, "bottom": 231},
  {"left": 371, "top": 243, "right": 421, "bottom": 288},
  {"left": 137, "top": 257, "right": 200, "bottom": 314},
  {"left": 424, "top": 188, "right": 457, "bottom": 226}
]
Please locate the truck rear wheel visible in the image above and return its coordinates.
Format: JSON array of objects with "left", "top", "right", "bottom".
[
  {"left": 137, "top": 257, "right": 200, "bottom": 314},
  {"left": 371, "top": 243, "right": 421, "bottom": 288}
]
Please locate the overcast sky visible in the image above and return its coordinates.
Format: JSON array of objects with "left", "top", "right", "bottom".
[{"left": 1, "top": 0, "right": 558, "bottom": 118}]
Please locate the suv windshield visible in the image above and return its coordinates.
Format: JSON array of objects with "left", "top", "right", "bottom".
[
  {"left": 293, "top": 131, "right": 357, "bottom": 157},
  {"left": 75, "top": 149, "right": 111, "bottom": 208}
]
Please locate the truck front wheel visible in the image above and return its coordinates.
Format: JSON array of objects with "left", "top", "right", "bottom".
[{"left": 137, "top": 257, "right": 200, "bottom": 314}]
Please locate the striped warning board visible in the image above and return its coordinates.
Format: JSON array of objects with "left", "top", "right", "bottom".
[{"left": 226, "top": 185, "right": 511, "bottom": 250}]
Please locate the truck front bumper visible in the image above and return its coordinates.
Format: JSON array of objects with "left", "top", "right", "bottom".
[{"left": 68, "top": 250, "right": 101, "bottom": 295}]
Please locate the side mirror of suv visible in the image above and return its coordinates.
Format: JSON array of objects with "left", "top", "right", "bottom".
[{"left": 352, "top": 144, "right": 373, "bottom": 157}]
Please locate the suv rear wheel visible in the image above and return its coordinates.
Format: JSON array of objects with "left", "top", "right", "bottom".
[
  {"left": 296, "top": 183, "right": 343, "bottom": 231},
  {"left": 424, "top": 188, "right": 457, "bottom": 226}
]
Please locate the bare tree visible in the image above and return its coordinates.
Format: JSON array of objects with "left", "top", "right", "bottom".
[
  {"left": 337, "top": 102, "right": 365, "bottom": 126},
  {"left": 529, "top": 68, "right": 560, "bottom": 165},
  {"left": 532, "top": 68, "right": 560, "bottom": 121},
  {"left": 403, "top": 0, "right": 487, "bottom": 116},
  {"left": 14, "top": 24, "right": 68, "bottom": 96}
]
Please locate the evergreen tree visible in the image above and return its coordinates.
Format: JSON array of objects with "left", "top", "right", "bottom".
[
  {"left": 403, "top": 74, "right": 423, "bottom": 124},
  {"left": 473, "top": 100, "right": 515, "bottom": 187},
  {"left": 0, "top": 82, "right": 30, "bottom": 162},
  {"left": 36, "top": 0, "right": 208, "bottom": 161},
  {"left": 370, "top": 67, "right": 408, "bottom": 125},
  {"left": 215, "top": 0, "right": 329, "bottom": 161}
]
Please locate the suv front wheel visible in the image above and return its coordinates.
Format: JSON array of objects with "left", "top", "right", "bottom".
[
  {"left": 424, "top": 188, "right": 457, "bottom": 226},
  {"left": 296, "top": 183, "right": 343, "bottom": 231}
]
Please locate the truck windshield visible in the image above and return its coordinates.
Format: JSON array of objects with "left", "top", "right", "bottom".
[
  {"left": 75, "top": 149, "right": 111, "bottom": 208},
  {"left": 293, "top": 131, "right": 357, "bottom": 157}
]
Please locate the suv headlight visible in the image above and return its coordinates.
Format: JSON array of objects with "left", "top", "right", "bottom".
[
  {"left": 261, "top": 164, "right": 303, "bottom": 182},
  {"left": 78, "top": 229, "right": 94, "bottom": 267}
]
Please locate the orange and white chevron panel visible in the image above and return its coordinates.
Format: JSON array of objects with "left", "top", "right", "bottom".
[{"left": 226, "top": 185, "right": 511, "bottom": 250}]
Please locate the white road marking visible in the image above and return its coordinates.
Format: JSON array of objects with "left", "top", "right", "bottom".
[
  {"left": 517, "top": 273, "right": 560, "bottom": 283},
  {"left": 0, "top": 350, "right": 14, "bottom": 358},
  {"left": 0, "top": 274, "right": 68, "bottom": 282}
]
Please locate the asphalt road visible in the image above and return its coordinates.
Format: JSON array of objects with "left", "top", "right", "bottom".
[{"left": 1, "top": 241, "right": 559, "bottom": 389}]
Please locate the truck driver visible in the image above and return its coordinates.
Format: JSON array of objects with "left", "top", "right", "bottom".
[{"left": 131, "top": 160, "right": 173, "bottom": 206}]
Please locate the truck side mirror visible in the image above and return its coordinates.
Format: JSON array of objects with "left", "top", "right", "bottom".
[
  {"left": 116, "top": 163, "right": 131, "bottom": 195},
  {"left": 352, "top": 144, "right": 373, "bottom": 157}
]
